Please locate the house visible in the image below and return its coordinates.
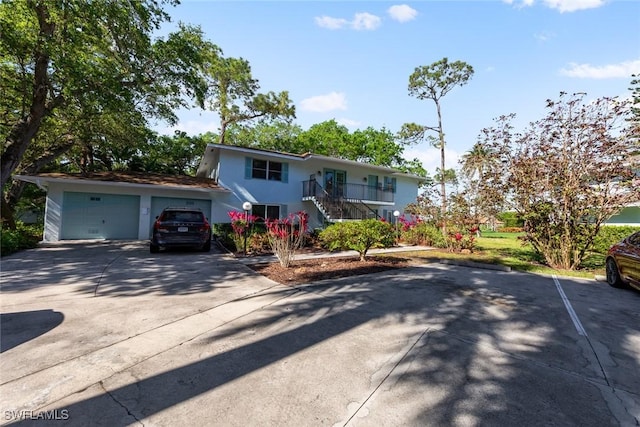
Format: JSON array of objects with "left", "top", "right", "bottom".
[
  {"left": 604, "top": 203, "right": 640, "bottom": 226},
  {"left": 15, "top": 144, "right": 425, "bottom": 242}
]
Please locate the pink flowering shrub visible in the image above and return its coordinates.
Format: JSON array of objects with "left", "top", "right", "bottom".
[
  {"left": 228, "top": 210, "right": 259, "bottom": 253},
  {"left": 265, "top": 211, "right": 309, "bottom": 267},
  {"left": 447, "top": 229, "right": 476, "bottom": 253}
]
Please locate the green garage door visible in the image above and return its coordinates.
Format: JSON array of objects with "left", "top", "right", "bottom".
[
  {"left": 61, "top": 192, "right": 140, "bottom": 240},
  {"left": 149, "top": 197, "right": 212, "bottom": 235}
]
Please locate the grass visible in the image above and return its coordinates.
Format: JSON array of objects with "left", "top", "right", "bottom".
[{"left": 396, "top": 231, "right": 606, "bottom": 280}]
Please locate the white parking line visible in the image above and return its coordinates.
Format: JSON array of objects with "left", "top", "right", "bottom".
[{"left": 552, "top": 275, "right": 588, "bottom": 337}]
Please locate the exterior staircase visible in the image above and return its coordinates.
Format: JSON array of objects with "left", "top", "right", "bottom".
[{"left": 302, "top": 180, "right": 380, "bottom": 223}]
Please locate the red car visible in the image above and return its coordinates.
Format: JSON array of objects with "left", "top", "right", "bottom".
[{"left": 606, "top": 231, "right": 640, "bottom": 291}]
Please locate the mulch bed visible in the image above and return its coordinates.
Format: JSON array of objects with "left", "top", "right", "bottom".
[{"left": 247, "top": 255, "right": 411, "bottom": 285}]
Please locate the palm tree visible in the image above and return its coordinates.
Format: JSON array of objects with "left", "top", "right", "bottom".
[{"left": 460, "top": 143, "right": 495, "bottom": 230}]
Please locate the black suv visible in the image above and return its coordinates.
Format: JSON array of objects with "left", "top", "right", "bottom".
[{"left": 150, "top": 207, "right": 211, "bottom": 253}]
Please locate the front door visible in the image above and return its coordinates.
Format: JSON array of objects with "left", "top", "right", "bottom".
[{"left": 324, "top": 169, "right": 346, "bottom": 198}]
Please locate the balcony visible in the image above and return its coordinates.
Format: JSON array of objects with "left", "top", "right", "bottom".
[{"left": 301, "top": 180, "right": 394, "bottom": 203}]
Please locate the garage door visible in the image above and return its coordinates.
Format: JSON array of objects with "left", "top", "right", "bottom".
[
  {"left": 61, "top": 192, "right": 140, "bottom": 240},
  {"left": 149, "top": 197, "right": 212, "bottom": 235}
]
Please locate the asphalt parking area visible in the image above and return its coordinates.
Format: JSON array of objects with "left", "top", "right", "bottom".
[{"left": 1, "top": 242, "right": 639, "bottom": 426}]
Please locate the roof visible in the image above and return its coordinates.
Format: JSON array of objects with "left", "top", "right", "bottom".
[
  {"left": 196, "top": 143, "right": 426, "bottom": 181},
  {"left": 15, "top": 171, "right": 227, "bottom": 192}
]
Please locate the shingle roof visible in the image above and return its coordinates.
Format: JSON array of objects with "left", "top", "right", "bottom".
[{"left": 20, "top": 171, "right": 221, "bottom": 190}]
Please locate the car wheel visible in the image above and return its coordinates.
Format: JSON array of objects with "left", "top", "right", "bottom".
[
  {"left": 605, "top": 258, "right": 625, "bottom": 288},
  {"left": 201, "top": 239, "right": 211, "bottom": 252},
  {"left": 150, "top": 243, "right": 160, "bottom": 254}
]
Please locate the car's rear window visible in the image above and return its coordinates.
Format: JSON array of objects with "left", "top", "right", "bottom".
[{"left": 161, "top": 211, "right": 204, "bottom": 222}]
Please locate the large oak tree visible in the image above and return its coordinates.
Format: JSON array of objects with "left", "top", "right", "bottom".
[{"left": 0, "top": 0, "right": 213, "bottom": 223}]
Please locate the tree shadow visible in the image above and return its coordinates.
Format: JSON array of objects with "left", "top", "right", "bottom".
[
  {"left": 1, "top": 309, "right": 64, "bottom": 353},
  {"left": 8, "top": 265, "right": 637, "bottom": 425}
]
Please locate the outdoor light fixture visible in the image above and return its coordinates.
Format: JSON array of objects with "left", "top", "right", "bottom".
[
  {"left": 242, "top": 201, "right": 252, "bottom": 256},
  {"left": 393, "top": 210, "right": 400, "bottom": 244}
]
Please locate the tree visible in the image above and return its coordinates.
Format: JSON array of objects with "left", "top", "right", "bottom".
[
  {"left": 459, "top": 142, "right": 498, "bottom": 228},
  {"left": 1, "top": 0, "right": 213, "bottom": 222},
  {"left": 402, "top": 58, "right": 474, "bottom": 231},
  {"left": 202, "top": 53, "right": 295, "bottom": 146},
  {"left": 481, "top": 93, "right": 639, "bottom": 270}
]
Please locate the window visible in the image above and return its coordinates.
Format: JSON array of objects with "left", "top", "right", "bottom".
[
  {"left": 251, "top": 204, "right": 281, "bottom": 221},
  {"left": 246, "top": 158, "right": 288, "bottom": 182}
]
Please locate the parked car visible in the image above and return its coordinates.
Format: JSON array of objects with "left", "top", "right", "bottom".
[
  {"left": 605, "top": 231, "right": 640, "bottom": 291},
  {"left": 150, "top": 207, "right": 211, "bottom": 253}
]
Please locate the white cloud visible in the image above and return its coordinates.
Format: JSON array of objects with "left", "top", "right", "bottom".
[
  {"left": 534, "top": 31, "right": 555, "bottom": 42},
  {"left": 300, "top": 92, "right": 348, "bottom": 113},
  {"left": 337, "top": 118, "right": 361, "bottom": 128},
  {"left": 560, "top": 59, "right": 640, "bottom": 79},
  {"left": 314, "top": 12, "right": 381, "bottom": 31},
  {"left": 387, "top": 5, "right": 418, "bottom": 23},
  {"left": 314, "top": 15, "right": 348, "bottom": 30},
  {"left": 503, "top": 0, "right": 605, "bottom": 12},
  {"left": 543, "top": 0, "right": 606, "bottom": 13},
  {"left": 351, "top": 12, "right": 382, "bottom": 30}
]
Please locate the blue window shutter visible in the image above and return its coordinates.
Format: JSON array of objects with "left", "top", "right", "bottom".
[
  {"left": 282, "top": 163, "right": 289, "bottom": 183},
  {"left": 245, "top": 157, "right": 252, "bottom": 179},
  {"left": 392, "top": 178, "right": 397, "bottom": 193},
  {"left": 281, "top": 204, "right": 288, "bottom": 218}
]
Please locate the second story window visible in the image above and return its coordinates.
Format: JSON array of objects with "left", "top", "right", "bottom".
[{"left": 246, "top": 157, "right": 288, "bottom": 182}]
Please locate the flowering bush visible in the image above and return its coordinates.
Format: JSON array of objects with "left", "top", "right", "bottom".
[
  {"left": 265, "top": 211, "right": 309, "bottom": 267},
  {"left": 447, "top": 229, "right": 476, "bottom": 253},
  {"left": 228, "top": 210, "right": 260, "bottom": 253}
]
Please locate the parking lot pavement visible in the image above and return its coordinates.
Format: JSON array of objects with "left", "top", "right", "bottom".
[{"left": 1, "top": 242, "right": 639, "bottom": 426}]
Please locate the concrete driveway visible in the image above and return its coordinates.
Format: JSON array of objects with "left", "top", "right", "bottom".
[{"left": 1, "top": 241, "right": 639, "bottom": 426}]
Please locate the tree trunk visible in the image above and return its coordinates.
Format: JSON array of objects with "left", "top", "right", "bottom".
[
  {"left": 436, "top": 101, "right": 446, "bottom": 234},
  {"left": 1, "top": 3, "right": 60, "bottom": 189}
]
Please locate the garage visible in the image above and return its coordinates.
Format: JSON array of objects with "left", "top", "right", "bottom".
[
  {"left": 149, "top": 197, "right": 212, "bottom": 232},
  {"left": 60, "top": 192, "right": 140, "bottom": 240}
]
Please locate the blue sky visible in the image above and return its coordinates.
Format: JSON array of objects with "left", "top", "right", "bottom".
[{"left": 156, "top": 0, "right": 640, "bottom": 173}]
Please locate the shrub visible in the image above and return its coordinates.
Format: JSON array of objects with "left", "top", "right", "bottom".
[
  {"left": 265, "top": 211, "right": 309, "bottom": 267},
  {"left": 400, "top": 222, "right": 447, "bottom": 248},
  {"left": 497, "top": 227, "right": 524, "bottom": 233},
  {"left": 319, "top": 219, "right": 395, "bottom": 261},
  {"left": 497, "top": 211, "right": 524, "bottom": 228},
  {"left": 592, "top": 226, "right": 640, "bottom": 254},
  {"left": 1, "top": 222, "right": 42, "bottom": 257},
  {"left": 446, "top": 229, "right": 476, "bottom": 253},
  {"left": 227, "top": 210, "right": 260, "bottom": 253}
]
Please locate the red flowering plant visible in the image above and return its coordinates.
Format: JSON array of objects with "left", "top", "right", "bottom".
[
  {"left": 228, "top": 210, "right": 260, "bottom": 253},
  {"left": 447, "top": 229, "right": 476, "bottom": 253},
  {"left": 265, "top": 211, "right": 309, "bottom": 267}
]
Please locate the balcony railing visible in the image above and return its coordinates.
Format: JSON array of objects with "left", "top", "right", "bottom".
[{"left": 302, "top": 179, "right": 394, "bottom": 203}]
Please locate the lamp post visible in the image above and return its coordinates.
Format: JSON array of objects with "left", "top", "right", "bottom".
[
  {"left": 242, "top": 201, "right": 252, "bottom": 256},
  {"left": 393, "top": 210, "right": 400, "bottom": 245}
]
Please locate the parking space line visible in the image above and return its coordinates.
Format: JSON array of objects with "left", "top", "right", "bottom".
[{"left": 552, "top": 275, "right": 588, "bottom": 337}]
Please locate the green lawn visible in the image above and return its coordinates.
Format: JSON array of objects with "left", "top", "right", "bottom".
[{"left": 398, "top": 231, "right": 606, "bottom": 280}]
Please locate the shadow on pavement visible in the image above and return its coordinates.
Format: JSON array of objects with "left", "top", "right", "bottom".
[{"left": 1, "top": 309, "right": 64, "bottom": 353}]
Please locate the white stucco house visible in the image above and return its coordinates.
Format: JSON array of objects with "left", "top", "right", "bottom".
[{"left": 16, "top": 143, "right": 425, "bottom": 242}]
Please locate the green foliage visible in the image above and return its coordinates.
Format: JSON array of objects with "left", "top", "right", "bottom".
[
  {"left": 497, "top": 211, "right": 524, "bottom": 228},
  {"left": 400, "top": 222, "right": 447, "bottom": 248},
  {"left": 203, "top": 52, "right": 295, "bottom": 145},
  {"left": 1, "top": 222, "right": 42, "bottom": 256},
  {"left": 319, "top": 219, "right": 395, "bottom": 261},
  {"left": 592, "top": 226, "right": 640, "bottom": 254}
]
